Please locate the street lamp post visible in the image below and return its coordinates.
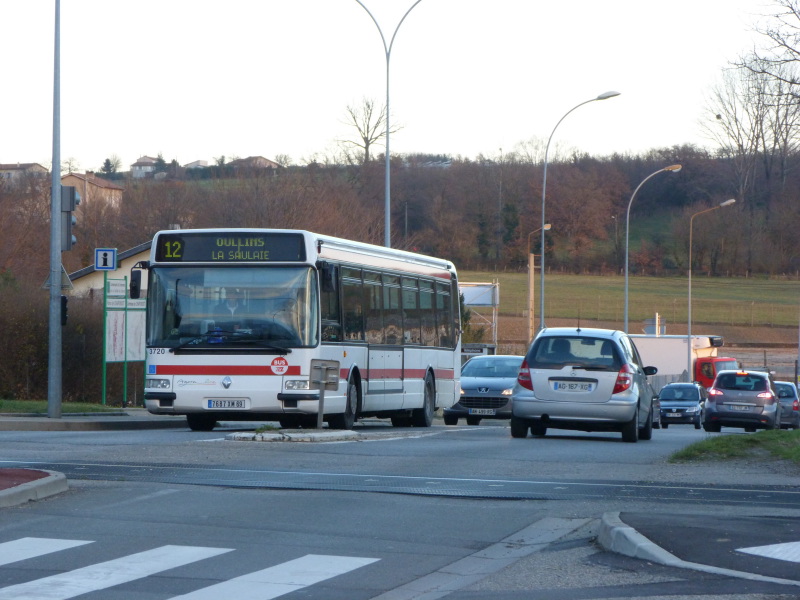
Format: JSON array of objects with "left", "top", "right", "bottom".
[
  {"left": 527, "top": 224, "right": 551, "bottom": 341},
  {"left": 687, "top": 198, "right": 736, "bottom": 380},
  {"left": 624, "top": 164, "right": 682, "bottom": 333},
  {"left": 355, "top": 0, "right": 423, "bottom": 248},
  {"left": 539, "top": 91, "right": 620, "bottom": 331}
]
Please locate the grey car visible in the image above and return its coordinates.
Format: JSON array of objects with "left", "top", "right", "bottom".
[
  {"left": 704, "top": 369, "right": 782, "bottom": 432},
  {"left": 444, "top": 355, "right": 523, "bottom": 425},
  {"left": 774, "top": 380, "right": 800, "bottom": 430},
  {"left": 510, "top": 327, "right": 658, "bottom": 443},
  {"left": 658, "top": 382, "right": 707, "bottom": 429}
]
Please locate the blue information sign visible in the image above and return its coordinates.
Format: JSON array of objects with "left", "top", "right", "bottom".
[{"left": 95, "top": 248, "right": 117, "bottom": 271}]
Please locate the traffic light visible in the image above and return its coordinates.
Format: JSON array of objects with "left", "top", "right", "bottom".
[
  {"left": 60, "top": 185, "right": 81, "bottom": 251},
  {"left": 60, "top": 295, "right": 68, "bottom": 326}
]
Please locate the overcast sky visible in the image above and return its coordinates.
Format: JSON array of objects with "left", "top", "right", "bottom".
[{"left": 0, "top": 0, "right": 773, "bottom": 172}]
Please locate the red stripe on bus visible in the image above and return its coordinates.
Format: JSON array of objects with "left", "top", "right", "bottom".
[
  {"left": 354, "top": 368, "right": 455, "bottom": 380},
  {"left": 156, "top": 365, "right": 302, "bottom": 376}
]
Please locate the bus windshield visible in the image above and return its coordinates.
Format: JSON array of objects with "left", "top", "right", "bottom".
[{"left": 146, "top": 266, "right": 319, "bottom": 349}]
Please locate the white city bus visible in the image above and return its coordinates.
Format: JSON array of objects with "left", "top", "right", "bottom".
[{"left": 132, "top": 229, "right": 461, "bottom": 431}]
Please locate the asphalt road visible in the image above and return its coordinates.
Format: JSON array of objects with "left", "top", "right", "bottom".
[{"left": 0, "top": 419, "right": 798, "bottom": 599}]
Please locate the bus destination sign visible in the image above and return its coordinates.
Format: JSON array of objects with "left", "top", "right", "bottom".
[{"left": 155, "top": 232, "right": 306, "bottom": 263}]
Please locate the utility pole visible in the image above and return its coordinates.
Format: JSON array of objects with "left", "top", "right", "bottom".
[{"left": 47, "top": 0, "right": 62, "bottom": 418}]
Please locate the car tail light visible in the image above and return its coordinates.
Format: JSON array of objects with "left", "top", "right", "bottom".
[
  {"left": 613, "top": 364, "right": 633, "bottom": 394},
  {"left": 517, "top": 359, "right": 533, "bottom": 391}
]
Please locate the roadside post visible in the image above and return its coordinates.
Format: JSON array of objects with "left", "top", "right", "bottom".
[{"left": 309, "top": 359, "right": 340, "bottom": 429}]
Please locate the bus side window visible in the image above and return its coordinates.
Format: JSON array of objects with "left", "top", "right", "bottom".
[
  {"left": 342, "top": 278, "right": 365, "bottom": 341},
  {"left": 420, "top": 284, "right": 436, "bottom": 346},
  {"left": 402, "top": 283, "right": 420, "bottom": 345},
  {"left": 436, "top": 282, "right": 452, "bottom": 347},
  {"left": 364, "top": 282, "right": 384, "bottom": 343},
  {"left": 384, "top": 285, "right": 402, "bottom": 345},
  {"left": 321, "top": 270, "right": 342, "bottom": 342}
]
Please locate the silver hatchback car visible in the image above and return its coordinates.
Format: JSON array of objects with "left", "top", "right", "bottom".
[
  {"left": 704, "top": 369, "right": 781, "bottom": 432},
  {"left": 510, "top": 327, "right": 658, "bottom": 443},
  {"left": 775, "top": 381, "right": 800, "bottom": 430}
]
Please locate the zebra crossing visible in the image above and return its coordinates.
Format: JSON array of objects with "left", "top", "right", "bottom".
[{"left": 0, "top": 537, "right": 379, "bottom": 599}]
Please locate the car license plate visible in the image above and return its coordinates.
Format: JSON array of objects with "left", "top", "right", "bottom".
[
  {"left": 469, "top": 408, "right": 496, "bottom": 415},
  {"left": 207, "top": 399, "right": 248, "bottom": 409},
  {"left": 553, "top": 381, "right": 594, "bottom": 392},
  {"left": 729, "top": 405, "right": 750, "bottom": 411},
  {"left": 667, "top": 412, "right": 681, "bottom": 417}
]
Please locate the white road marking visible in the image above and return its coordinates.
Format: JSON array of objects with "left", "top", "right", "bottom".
[
  {"left": 0, "top": 538, "right": 92, "bottom": 566},
  {"left": 738, "top": 541, "right": 800, "bottom": 563},
  {"left": 0, "top": 545, "right": 232, "bottom": 600},
  {"left": 171, "top": 554, "right": 379, "bottom": 599}
]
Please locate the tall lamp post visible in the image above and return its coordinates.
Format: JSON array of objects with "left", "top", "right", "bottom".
[
  {"left": 539, "top": 91, "right": 620, "bottom": 331},
  {"left": 355, "top": 0, "right": 423, "bottom": 248},
  {"left": 624, "top": 164, "right": 682, "bottom": 333},
  {"left": 527, "top": 224, "right": 551, "bottom": 341},
  {"left": 687, "top": 198, "right": 736, "bottom": 380}
]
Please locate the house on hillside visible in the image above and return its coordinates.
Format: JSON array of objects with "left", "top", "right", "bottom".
[
  {"left": 0, "top": 162, "right": 49, "bottom": 185},
  {"left": 184, "top": 160, "right": 208, "bottom": 170},
  {"left": 62, "top": 172, "right": 124, "bottom": 208},
  {"left": 131, "top": 156, "right": 158, "bottom": 179},
  {"left": 227, "top": 156, "right": 282, "bottom": 175}
]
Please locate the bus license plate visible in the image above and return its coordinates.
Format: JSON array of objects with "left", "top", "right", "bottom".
[
  {"left": 207, "top": 399, "right": 247, "bottom": 409},
  {"left": 553, "top": 381, "right": 594, "bottom": 392},
  {"left": 469, "top": 408, "right": 496, "bottom": 415}
]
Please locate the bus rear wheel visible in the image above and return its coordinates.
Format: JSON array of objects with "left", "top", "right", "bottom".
[
  {"left": 411, "top": 374, "right": 435, "bottom": 427},
  {"left": 186, "top": 414, "right": 217, "bottom": 432}
]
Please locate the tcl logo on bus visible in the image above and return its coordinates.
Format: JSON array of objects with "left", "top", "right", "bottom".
[{"left": 270, "top": 357, "right": 289, "bottom": 375}]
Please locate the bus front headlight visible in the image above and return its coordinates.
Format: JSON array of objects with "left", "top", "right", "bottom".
[
  {"left": 146, "top": 378, "right": 171, "bottom": 390},
  {"left": 285, "top": 380, "right": 310, "bottom": 391}
]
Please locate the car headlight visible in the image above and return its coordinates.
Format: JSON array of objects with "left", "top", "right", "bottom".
[
  {"left": 285, "top": 380, "right": 310, "bottom": 390},
  {"left": 146, "top": 378, "right": 171, "bottom": 390}
]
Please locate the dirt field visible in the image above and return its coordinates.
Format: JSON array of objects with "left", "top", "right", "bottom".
[{"left": 490, "top": 316, "right": 800, "bottom": 382}]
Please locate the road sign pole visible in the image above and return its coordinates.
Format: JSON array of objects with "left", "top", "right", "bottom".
[
  {"left": 310, "top": 360, "right": 340, "bottom": 429},
  {"left": 102, "top": 271, "right": 108, "bottom": 405}
]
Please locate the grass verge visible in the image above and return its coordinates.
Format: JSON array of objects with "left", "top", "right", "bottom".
[
  {"left": 0, "top": 400, "right": 123, "bottom": 414},
  {"left": 669, "top": 429, "right": 800, "bottom": 466}
]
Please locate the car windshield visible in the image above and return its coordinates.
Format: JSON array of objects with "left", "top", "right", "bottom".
[
  {"left": 528, "top": 336, "right": 621, "bottom": 370},
  {"left": 659, "top": 386, "right": 700, "bottom": 401},
  {"left": 462, "top": 357, "right": 521, "bottom": 378}
]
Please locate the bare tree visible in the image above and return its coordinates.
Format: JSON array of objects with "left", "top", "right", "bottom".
[
  {"left": 339, "top": 97, "right": 400, "bottom": 165},
  {"left": 742, "top": 0, "right": 800, "bottom": 88}
]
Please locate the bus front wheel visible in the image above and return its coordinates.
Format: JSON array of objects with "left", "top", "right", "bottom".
[
  {"left": 187, "top": 414, "right": 217, "bottom": 432},
  {"left": 329, "top": 379, "right": 358, "bottom": 430}
]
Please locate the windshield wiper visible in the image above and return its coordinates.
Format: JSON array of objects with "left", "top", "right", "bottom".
[
  {"left": 226, "top": 335, "right": 292, "bottom": 353},
  {"left": 171, "top": 329, "right": 247, "bottom": 350}
]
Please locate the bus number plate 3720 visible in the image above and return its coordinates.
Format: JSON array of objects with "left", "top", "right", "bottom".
[{"left": 207, "top": 399, "right": 248, "bottom": 409}]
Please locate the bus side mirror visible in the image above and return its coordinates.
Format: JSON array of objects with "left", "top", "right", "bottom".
[{"left": 130, "top": 270, "right": 142, "bottom": 299}]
